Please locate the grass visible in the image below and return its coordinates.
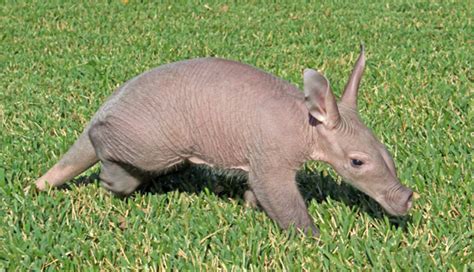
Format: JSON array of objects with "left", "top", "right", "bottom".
[{"left": 1, "top": 1, "right": 472, "bottom": 270}]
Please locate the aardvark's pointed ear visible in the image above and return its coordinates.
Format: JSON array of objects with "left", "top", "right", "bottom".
[
  {"left": 341, "top": 44, "right": 366, "bottom": 109},
  {"left": 303, "top": 69, "right": 340, "bottom": 129}
]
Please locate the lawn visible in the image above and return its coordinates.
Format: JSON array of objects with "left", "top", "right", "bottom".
[{"left": 1, "top": 1, "right": 472, "bottom": 270}]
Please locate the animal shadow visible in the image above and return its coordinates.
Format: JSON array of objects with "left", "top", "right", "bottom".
[{"left": 72, "top": 165, "right": 411, "bottom": 230}]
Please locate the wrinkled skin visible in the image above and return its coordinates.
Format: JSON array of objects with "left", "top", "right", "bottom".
[{"left": 36, "top": 45, "right": 413, "bottom": 235}]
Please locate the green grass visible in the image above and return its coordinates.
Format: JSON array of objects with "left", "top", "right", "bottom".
[{"left": 1, "top": 1, "right": 472, "bottom": 270}]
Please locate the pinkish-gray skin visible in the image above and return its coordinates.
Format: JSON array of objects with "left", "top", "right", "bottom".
[{"left": 35, "top": 45, "right": 413, "bottom": 236}]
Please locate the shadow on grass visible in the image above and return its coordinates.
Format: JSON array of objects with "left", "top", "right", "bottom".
[{"left": 71, "top": 165, "right": 411, "bottom": 230}]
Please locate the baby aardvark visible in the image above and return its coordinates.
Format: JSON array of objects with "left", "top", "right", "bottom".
[{"left": 36, "top": 45, "right": 413, "bottom": 235}]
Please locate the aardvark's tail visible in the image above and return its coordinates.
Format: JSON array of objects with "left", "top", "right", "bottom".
[{"left": 35, "top": 125, "right": 98, "bottom": 190}]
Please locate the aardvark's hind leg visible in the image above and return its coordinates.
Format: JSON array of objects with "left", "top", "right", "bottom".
[{"left": 99, "top": 159, "right": 142, "bottom": 196}]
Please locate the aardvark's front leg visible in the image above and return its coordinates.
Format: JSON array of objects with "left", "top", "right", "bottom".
[{"left": 248, "top": 166, "right": 318, "bottom": 236}]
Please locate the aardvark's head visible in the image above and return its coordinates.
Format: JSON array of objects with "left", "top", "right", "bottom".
[{"left": 303, "top": 45, "right": 413, "bottom": 216}]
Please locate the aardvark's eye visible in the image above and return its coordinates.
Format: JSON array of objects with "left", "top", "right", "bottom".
[{"left": 351, "top": 159, "right": 364, "bottom": 167}]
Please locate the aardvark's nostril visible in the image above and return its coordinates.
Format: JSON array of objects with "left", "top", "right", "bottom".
[
  {"left": 405, "top": 192, "right": 413, "bottom": 211},
  {"left": 382, "top": 185, "right": 414, "bottom": 216}
]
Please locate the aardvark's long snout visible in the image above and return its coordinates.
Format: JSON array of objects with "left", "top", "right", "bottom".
[
  {"left": 381, "top": 185, "right": 414, "bottom": 216},
  {"left": 400, "top": 187, "right": 413, "bottom": 211}
]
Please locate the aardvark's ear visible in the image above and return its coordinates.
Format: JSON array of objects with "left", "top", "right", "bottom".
[
  {"left": 341, "top": 44, "right": 366, "bottom": 109},
  {"left": 303, "top": 69, "right": 340, "bottom": 128}
]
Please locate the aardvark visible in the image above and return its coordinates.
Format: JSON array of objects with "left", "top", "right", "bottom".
[{"left": 36, "top": 45, "right": 413, "bottom": 235}]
